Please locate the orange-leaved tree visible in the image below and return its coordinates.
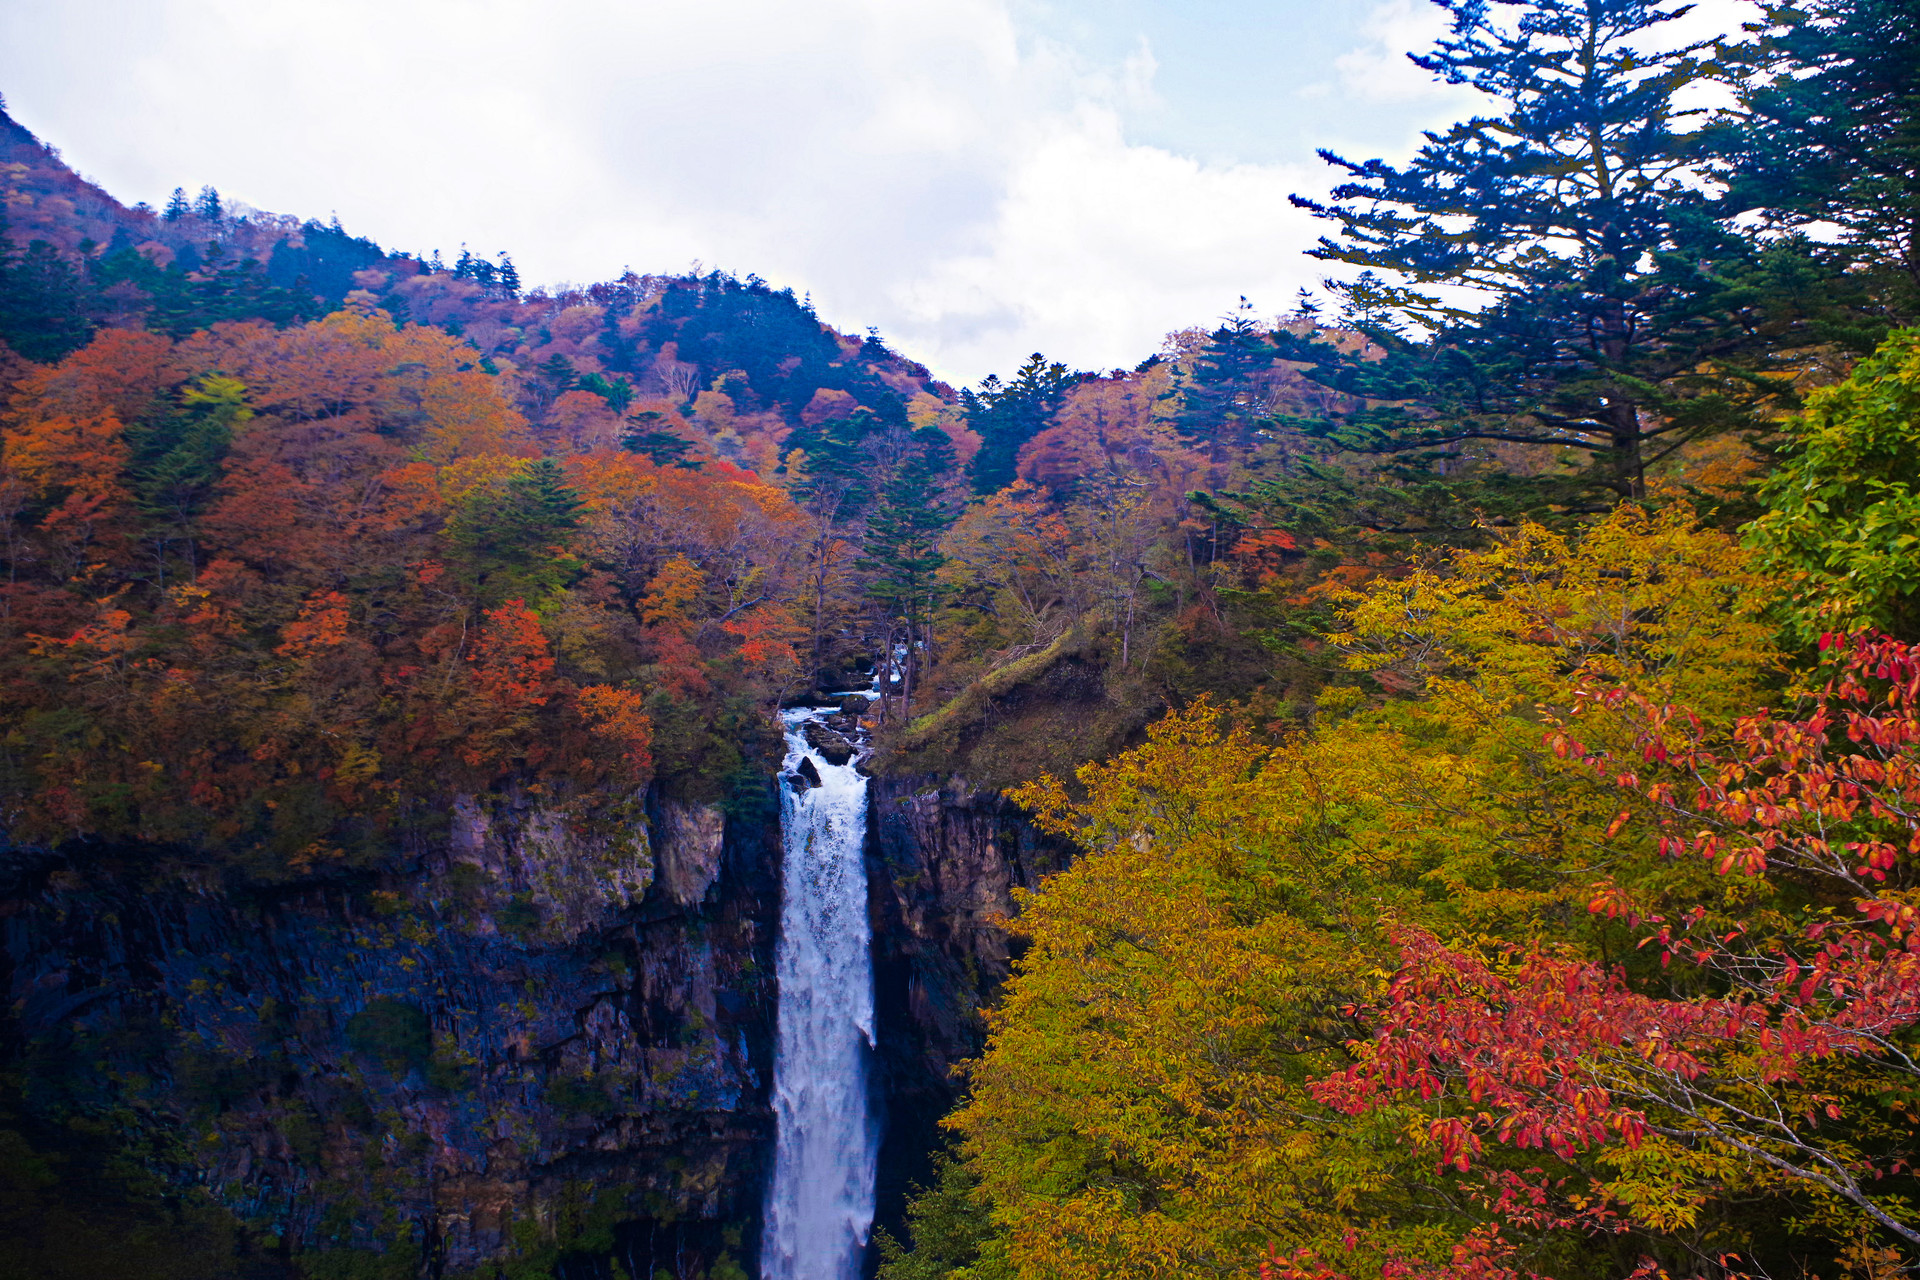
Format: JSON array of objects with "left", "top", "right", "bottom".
[{"left": 0, "top": 313, "right": 802, "bottom": 872}]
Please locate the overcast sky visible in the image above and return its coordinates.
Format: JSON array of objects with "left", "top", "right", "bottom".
[{"left": 0, "top": 0, "right": 1749, "bottom": 386}]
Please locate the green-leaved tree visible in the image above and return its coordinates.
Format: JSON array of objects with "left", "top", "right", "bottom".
[
  {"left": 963, "top": 353, "right": 1077, "bottom": 495},
  {"left": 1749, "top": 326, "right": 1920, "bottom": 643}
]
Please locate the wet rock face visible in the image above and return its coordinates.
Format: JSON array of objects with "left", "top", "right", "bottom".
[
  {"left": 802, "top": 721, "right": 857, "bottom": 766},
  {"left": 0, "top": 786, "right": 784, "bottom": 1276},
  {"left": 864, "top": 774, "right": 1069, "bottom": 1239}
]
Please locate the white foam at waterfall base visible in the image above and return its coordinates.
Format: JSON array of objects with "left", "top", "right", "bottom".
[{"left": 761, "top": 709, "right": 877, "bottom": 1280}]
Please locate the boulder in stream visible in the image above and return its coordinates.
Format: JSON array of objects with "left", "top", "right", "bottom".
[{"left": 803, "top": 722, "right": 857, "bottom": 766}]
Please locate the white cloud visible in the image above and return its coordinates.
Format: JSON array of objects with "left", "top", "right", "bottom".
[
  {"left": 0, "top": 0, "right": 1527, "bottom": 383},
  {"left": 1333, "top": 0, "right": 1469, "bottom": 107},
  {"left": 891, "top": 104, "right": 1324, "bottom": 377}
]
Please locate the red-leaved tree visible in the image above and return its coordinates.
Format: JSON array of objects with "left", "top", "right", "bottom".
[{"left": 1287, "top": 634, "right": 1920, "bottom": 1275}]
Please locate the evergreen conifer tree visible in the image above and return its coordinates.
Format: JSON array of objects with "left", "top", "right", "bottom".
[
  {"left": 621, "top": 424, "right": 698, "bottom": 468},
  {"left": 962, "top": 353, "right": 1077, "bottom": 495},
  {"left": 162, "top": 187, "right": 191, "bottom": 221},
  {"left": 0, "top": 202, "right": 92, "bottom": 362},
  {"left": 780, "top": 409, "right": 884, "bottom": 686},
  {"left": 537, "top": 354, "right": 576, "bottom": 401},
  {"left": 1725, "top": 0, "right": 1920, "bottom": 322},
  {"left": 786, "top": 410, "right": 883, "bottom": 512},
  {"left": 125, "top": 375, "right": 252, "bottom": 579},
  {"left": 857, "top": 424, "right": 959, "bottom": 712},
  {"left": 1169, "top": 299, "right": 1280, "bottom": 464},
  {"left": 449, "top": 458, "right": 587, "bottom": 604},
  {"left": 578, "top": 371, "right": 636, "bottom": 414},
  {"left": 1281, "top": 0, "right": 1760, "bottom": 505}
]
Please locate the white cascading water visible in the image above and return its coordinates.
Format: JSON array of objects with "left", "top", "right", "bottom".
[{"left": 761, "top": 705, "right": 878, "bottom": 1280}]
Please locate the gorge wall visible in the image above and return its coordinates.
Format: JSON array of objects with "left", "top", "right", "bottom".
[
  {"left": 864, "top": 774, "right": 1069, "bottom": 1239},
  {"left": 0, "top": 767, "right": 1061, "bottom": 1277},
  {"left": 0, "top": 786, "right": 783, "bottom": 1279}
]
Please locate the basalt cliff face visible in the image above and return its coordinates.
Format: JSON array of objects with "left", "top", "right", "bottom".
[
  {"left": 0, "top": 786, "right": 782, "bottom": 1278},
  {"left": 0, "top": 769, "right": 1060, "bottom": 1277},
  {"left": 864, "top": 773, "right": 1068, "bottom": 1232}
]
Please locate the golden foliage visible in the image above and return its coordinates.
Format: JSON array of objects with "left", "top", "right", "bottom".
[{"left": 954, "top": 506, "right": 1784, "bottom": 1279}]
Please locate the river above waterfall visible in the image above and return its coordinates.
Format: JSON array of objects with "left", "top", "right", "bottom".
[{"left": 761, "top": 706, "right": 878, "bottom": 1280}]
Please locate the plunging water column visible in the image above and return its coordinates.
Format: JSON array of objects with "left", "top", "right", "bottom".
[{"left": 761, "top": 707, "right": 878, "bottom": 1280}]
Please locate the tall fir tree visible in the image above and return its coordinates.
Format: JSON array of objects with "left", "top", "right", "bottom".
[
  {"left": 1723, "top": 0, "right": 1920, "bottom": 328},
  {"left": 124, "top": 375, "right": 252, "bottom": 582},
  {"left": 857, "top": 423, "right": 959, "bottom": 713},
  {"left": 1281, "top": 0, "right": 1765, "bottom": 506},
  {"left": 962, "top": 353, "right": 1077, "bottom": 494},
  {"left": 1168, "top": 298, "right": 1281, "bottom": 464},
  {"left": 0, "top": 200, "right": 92, "bottom": 363},
  {"left": 782, "top": 409, "right": 884, "bottom": 685},
  {"left": 449, "top": 458, "right": 588, "bottom": 604}
]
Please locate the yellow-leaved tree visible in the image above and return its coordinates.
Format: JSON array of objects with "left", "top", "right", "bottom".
[{"left": 923, "top": 505, "right": 1780, "bottom": 1280}]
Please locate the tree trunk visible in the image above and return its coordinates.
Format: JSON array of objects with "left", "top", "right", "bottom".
[
  {"left": 1608, "top": 397, "right": 1645, "bottom": 501},
  {"left": 1598, "top": 294, "right": 1645, "bottom": 502}
]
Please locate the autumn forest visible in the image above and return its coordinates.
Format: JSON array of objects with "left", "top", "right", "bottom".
[{"left": 6, "top": 1, "right": 1920, "bottom": 1278}]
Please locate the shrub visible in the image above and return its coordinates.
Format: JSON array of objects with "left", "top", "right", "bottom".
[{"left": 344, "top": 1000, "right": 432, "bottom": 1073}]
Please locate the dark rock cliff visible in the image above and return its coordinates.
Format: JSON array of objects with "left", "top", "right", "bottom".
[
  {"left": 863, "top": 774, "right": 1068, "bottom": 1241},
  {"left": 0, "top": 761, "right": 1062, "bottom": 1277},
  {"left": 0, "top": 785, "right": 783, "bottom": 1278}
]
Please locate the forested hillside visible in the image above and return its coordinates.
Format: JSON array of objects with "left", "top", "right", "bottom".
[{"left": 5, "top": 0, "right": 1920, "bottom": 1276}]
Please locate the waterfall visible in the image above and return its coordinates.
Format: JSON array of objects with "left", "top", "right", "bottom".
[{"left": 761, "top": 706, "right": 877, "bottom": 1280}]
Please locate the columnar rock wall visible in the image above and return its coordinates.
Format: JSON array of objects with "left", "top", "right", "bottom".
[
  {"left": 864, "top": 773, "right": 1069, "bottom": 1236},
  {"left": 0, "top": 767, "right": 1063, "bottom": 1275},
  {"left": 0, "top": 785, "right": 781, "bottom": 1276}
]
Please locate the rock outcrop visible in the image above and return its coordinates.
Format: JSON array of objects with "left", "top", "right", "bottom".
[
  {"left": 654, "top": 798, "right": 728, "bottom": 908},
  {"left": 802, "top": 720, "right": 858, "bottom": 766},
  {"left": 446, "top": 791, "right": 656, "bottom": 938},
  {"left": 0, "top": 748, "right": 1063, "bottom": 1276}
]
